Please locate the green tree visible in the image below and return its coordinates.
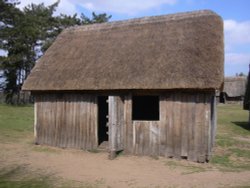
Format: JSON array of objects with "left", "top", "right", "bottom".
[
  {"left": 0, "top": 0, "right": 24, "bottom": 103},
  {"left": 0, "top": 0, "right": 111, "bottom": 104},
  {"left": 0, "top": 1, "right": 60, "bottom": 103}
]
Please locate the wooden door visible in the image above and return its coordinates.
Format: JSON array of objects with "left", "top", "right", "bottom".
[{"left": 108, "top": 96, "right": 124, "bottom": 159}]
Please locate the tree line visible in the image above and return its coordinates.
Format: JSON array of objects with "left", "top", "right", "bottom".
[{"left": 0, "top": 0, "right": 111, "bottom": 104}]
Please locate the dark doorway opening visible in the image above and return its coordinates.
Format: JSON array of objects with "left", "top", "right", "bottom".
[
  {"left": 98, "top": 96, "right": 109, "bottom": 146},
  {"left": 219, "top": 92, "right": 226, "bottom": 103}
]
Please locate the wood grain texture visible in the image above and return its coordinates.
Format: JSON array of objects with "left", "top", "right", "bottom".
[
  {"left": 108, "top": 96, "right": 124, "bottom": 155},
  {"left": 123, "top": 92, "right": 215, "bottom": 162},
  {"left": 35, "top": 93, "right": 97, "bottom": 150},
  {"left": 34, "top": 91, "right": 216, "bottom": 162}
]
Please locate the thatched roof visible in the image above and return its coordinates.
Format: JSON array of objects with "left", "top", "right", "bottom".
[
  {"left": 22, "top": 10, "right": 224, "bottom": 91},
  {"left": 223, "top": 76, "right": 247, "bottom": 97}
]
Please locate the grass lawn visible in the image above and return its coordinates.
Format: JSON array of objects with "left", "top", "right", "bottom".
[
  {"left": 0, "top": 104, "right": 34, "bottom": 143},
  {"left": 211, "top": 104, "right": 250, "bottom": 171},
  {"left": 0, "top": 103, "right": 249, "bottom": 187}
]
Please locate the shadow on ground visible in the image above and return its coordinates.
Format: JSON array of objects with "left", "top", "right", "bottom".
[{"left": 232, "top": 121, "right": 250, "bottom": 131}]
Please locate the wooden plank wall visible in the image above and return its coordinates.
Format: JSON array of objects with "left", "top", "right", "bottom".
[
  {"left": 124, "top": 92, "right": 213, "bottom": 162},
  {"left": 108, "top": 96, "right": 124, "bottom": 158},
  {"left": 34, "top": 91, "right": 215, "bottom": 162},
  {"left": 35, "top": 93, "right": 97, "bottom": 150}
]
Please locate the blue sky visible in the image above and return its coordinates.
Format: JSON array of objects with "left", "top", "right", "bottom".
[{"left": 18, "top": 0, "right": 250, "bottom": 76}]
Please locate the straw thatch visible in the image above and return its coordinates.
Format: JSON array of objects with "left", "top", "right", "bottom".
[
  {"left": 22, "top": 10, "right": 224, "bottom": 91},
  {"left": 223, "top": 76, "right": 247, "bottom": 97}
]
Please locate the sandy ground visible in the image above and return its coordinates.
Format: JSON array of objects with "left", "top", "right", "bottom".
[{"left": 1, "top": 141, "right": 250, "bottom": 188}]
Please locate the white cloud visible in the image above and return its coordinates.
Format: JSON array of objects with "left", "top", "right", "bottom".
[
  {"left": 17, "top": 0, "right": 77, "bottom": 16},
  {"left": 225, "top": 53, "right": 250, "bottom": 66},
  {"left": 17, "top": 0, "right": 177, "bottom": 15},
  {"left": 224, "top": 19, "right": 250, "bottom": 51},
  {"left": 75, "top": 0, "right": 177, "bottom": 14}
]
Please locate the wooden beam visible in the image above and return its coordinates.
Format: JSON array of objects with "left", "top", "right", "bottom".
[{"left": 34, "top": 99, "right": 38, "bottom": 144}]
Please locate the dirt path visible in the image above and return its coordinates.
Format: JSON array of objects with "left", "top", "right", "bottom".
[{"left": 1, "top": 141, "right": 250, "bottom": 188}]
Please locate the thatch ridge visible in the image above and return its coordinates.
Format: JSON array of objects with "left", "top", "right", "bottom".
[
  {"left": 64, "top": 10, "right": 219, "bottom": 33},
  {"left": 22, "top": 10, "right": 224, "bottom": 91},
  {"left": 223, "top": 76, "right": 247, "bottom": 97}
]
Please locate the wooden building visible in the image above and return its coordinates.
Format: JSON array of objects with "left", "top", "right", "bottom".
[
  {"left": 22, "top": 10, "right": 224, "bottom": 162},
  {"left": 219, "top": 76, "right": 247, "bottom": 103}
]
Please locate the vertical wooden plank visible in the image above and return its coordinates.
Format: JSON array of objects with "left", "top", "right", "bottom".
[
  {"left": 211, "top": 93, "right": 217, "bottom": 148},
  {"left": 74, "top": 95, "right": 79, "bottom": 148},
  {"left": 119, "top": 96, "right": 125, "bottom": 150},
  {"left": 75, "top": 94, "right": 78, "bottom": 148},
  {"left": 50, "top": 95, "right": 55, "bottom": 146},
  {"left": 143, "top": 122, "right": 149, "bottom": 155},
  {"left": 159, "top": 96, "right": 167, "bottom": 156},
  {"left": 72, "top": 95, "right": 77, "bottom": 147},
  {"left": 137, "top": 122, "right": 145, "bottom": 155},
  {"left": 79, "top": 95, "right": 84, "bottom": 149},
  {"left": 34, "top": 97, "right": 38, "bottom": 143},
  {"left": 200, "top": 93, "right": 207, "bottom": 162},
  {"left": 132, "top": 120, "right": 136, "bottom": 154},
  {"left": 46, "top": 95, "right": 50, "bottom": 146},
  {"left": 149, "top": 121, "right": 159, "bottom": 156},
  {"left": 204, "top": 93, "right": 211, "bottom": 161},
  {"left": 39, "top": 96, "right": 44, "bottom": 144},
  {"left": 134, "top": 122, "right": 138, "bottom": 154},
  {"left": 42, "top": 96, "right": 47, "bottom": 145},
  {"left": 65, "top": 95, "right": 70, "bottom": 148},
  {"left": 86, "top": 95, "right": 90, "bottom": 149},
  {"left": 89, "top": 96, "right": 92, "bottom": 149},
  {"left": 78, "top": 95, "right": 83, "bottom": 149},
  {"left": 194, "top": 93, "right": 201, "bottom": 162},
  {"left": 94, "top": 96, "right": 98, "bottom": 148},
  {"left": 81, "top": 95, "right": 86, "bottom": 149},
  {"left": 187, "top": 93, "right": 197, "bottom": 161},
  {"left": 90, "top": 96, "right": 97, "bottom": 149},
  {"left": 50, "top": 94, "right": 55, "bottom": 146},
  {"left": 123, "top": 96, "right": 127, "bottom": 151},
  {"left": 181, "top": 93, "right": 188, "bottom": 157},
  {"left": 71, "top": 94, "right": 76, "bottom": 148},
  {"left": 57, "top": 95, "right": 63, "bottom": 147},
  {"left": 89, "top": 95, "right": 94, "bottom": 149},
  {"left": 55, "top": 95, "right": 60, "bottom": 147},
  {"left": 195, "top": 93, "right": 206, "bottom": 162},
  {"left": 124, "top": 94, "right": 133, "bottom": 154},
  {"left": 173, "top": 92, "right": 181, "bottom": 159},
  {"left": 108, "top": 96, "right": 116, "bottom": 158},
  {"left": 45, "top": 95, "right": 50, "bottom": 145},
  {"left": 166, "top": 93, "right": 174, "bottom": 157},
  {"left": 108, "top": 96, "right": 124, "bottom": 159},
  {"left": 36, "top": 95, "right": 42, "bottom": 144},
  {"left": 62, "top": 95, "right": 67, "bottom": 148},
  {"left": 67, "top": 95, "right": 71, "bottom": 148}
]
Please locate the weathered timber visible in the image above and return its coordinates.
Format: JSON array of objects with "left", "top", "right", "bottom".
[
  {"left": 34, "top": 93, "right": 97, "bottom": 150},
  {"left": 34, "top": 91, "right": 215, "bottom": 162},
  {"left": 108, "top": 96, "right": 124, "bottom": 159},
  {"left": 123, "top": 92, "right": 214, "bottom": 162}
]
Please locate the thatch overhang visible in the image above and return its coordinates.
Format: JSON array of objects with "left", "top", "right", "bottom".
[
  {"left": 223, "top": 76, "right": 247, "bottom": 97},
  {"left": 22, "top": 10, "right": 224, "bottom": 91}
]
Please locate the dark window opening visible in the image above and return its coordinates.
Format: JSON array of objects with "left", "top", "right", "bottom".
[{"left": 132, "top": 95, "right": 159, "bottom": 121}]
